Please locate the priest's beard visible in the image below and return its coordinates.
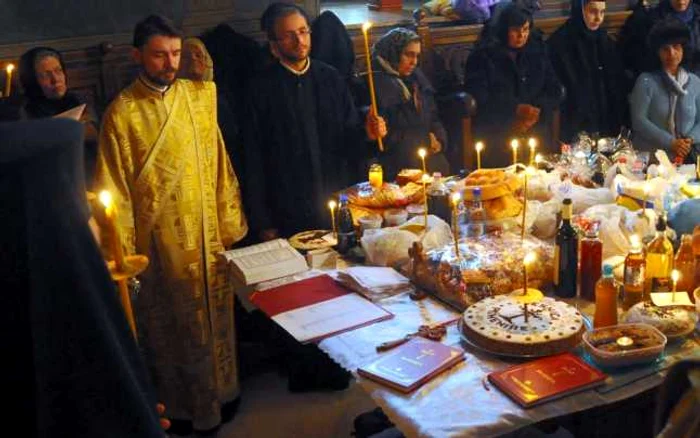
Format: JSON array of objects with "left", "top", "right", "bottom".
[{"left": 142, "top": 68, "right": 178, "bottom": 87}]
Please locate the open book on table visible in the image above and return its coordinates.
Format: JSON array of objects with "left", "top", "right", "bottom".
[{"left": 218, "top": 238, "right": 308, "bottom": 285}]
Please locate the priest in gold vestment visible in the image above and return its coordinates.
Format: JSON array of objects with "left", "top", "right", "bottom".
[{"left": 95, "top": 15, "right": 247, "bottom": 432}]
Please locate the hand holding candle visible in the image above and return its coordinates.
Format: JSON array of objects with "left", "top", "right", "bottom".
[
  {"left": 418, "top": 147, "right": 427, "bottom": 174},
  {"left": 451, "top": 192, "right": 461, "bottom": 258},
  {"left": 328, "top": 200, "right": 337, "bottom": 238},
  {"left": 362, "top": 22, "right": 383, "bottom": 152},
  {"left": 511, "top": 139, "right": 519, "bottom": 166},
  {"left": 475, "top": 141, "right": 484, "bottom": 170},
  {"left": 4, "top": 63, "right": 14, "bottom": 98}
]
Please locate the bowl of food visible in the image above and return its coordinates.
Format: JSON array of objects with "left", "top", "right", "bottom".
[
  {"left": 623, "top": 302, "right": 697, "bottom": 340},
  {"left": 583, "top": 323, "right": 667, "bottom": 368}
]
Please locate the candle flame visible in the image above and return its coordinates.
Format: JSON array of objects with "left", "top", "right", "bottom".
[
  {"left": 671, "top": 269, "right": 680, "bottom": 283},
  {"left": 451, "top": 192, "right": 461, "bottom": 206},
  {"left": 510, "top": 139, "right": 519, "bottom": 150},
  {"left": 418, "top": 147, "right": 427, "bottom": 158},
  {"left": 535, "top": 153, "right": 543, "bottom": 164},
  {"left": 6, "top": 63, "right": 14, "bottom": 73},
  {"left": 362, "top": 22, "right": 372, "bottom": 33},
  {"left": 527, "top": 138, "right": 536, "bottom": 148},
  {"left": 524, "top": 251, "right": 537, "bottom": 266},
  {"left": 328, "top": 200, "right": 336, "bottom": 210},
  {"left": 525, "top": 165, "right": 536, "bottom": 176},
  {"left": 421, "top": 173, "right": 432, "bottom": 184},
  {"left": 630, "top": 234, "right": 640, "bottom": 248},
  {"left": 99, "top": 190, "right": 113, "bottom": 208},
  {"left": 643, "top": 183, "right": 651, "bottom": 195},
  {"left": 475, "top": 141, "right": 484, "bottom": 152}
]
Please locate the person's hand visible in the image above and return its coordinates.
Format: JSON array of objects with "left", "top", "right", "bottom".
[
  {"left": 156, "top": 403, "right": 171, "bottom": 431},
  {"left": 428, "top": 132, "right": 442, "bottom": 153},
  {"left": 260, "top": 228, "right": 279, "bottom": 241},
  {"left": 671, "top": 138, "right": 692, "bottom": 157},
  {"left": 365, "top": 112, "right": 387, "bottom": 140}
]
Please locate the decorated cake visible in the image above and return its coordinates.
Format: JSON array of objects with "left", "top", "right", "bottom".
[
  {"left": 461, "top": 295, "right": 585, "bottom": 356},
  {"left": 623, "top": 302, "right": 696, "bottom": 339}
]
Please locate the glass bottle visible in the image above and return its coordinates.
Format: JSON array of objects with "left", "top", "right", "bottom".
[
  {"left": 645, "top": 215, "right": 674, "bottom": 294},
  {"left": 336, "top": 194, "right": 356, "bottom": 254},
  {"left": 623, "top": 238, "right": 646, "bottom": 310},
  {"left": 465, "top": 187, "right": 485, "bottom": 238},
  {"left": 368, "top": 163, "right": 383, "bottom": 189},
  {"left": 674, "top": 234, "right": 696, "bottom": 298},
  {"left": 555, "top": 198, "right": 578, "bottom": 298},
  {"left": 427, "top": 172, "right": 451, "bottom": 223},
  {"left": 594, "top": 264, "right": 618, "bottom": 328},
  {"left": 693, "top": 225, "right": 700, "bottom": 299},
  {"left": 579, "top": 225, "right": 602, "bottom": 302}
]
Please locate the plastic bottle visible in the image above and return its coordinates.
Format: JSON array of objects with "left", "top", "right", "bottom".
[
  {"left": 465, "top": 187, "right": 485, "bottom": 238},
  {"left": 336, "top": 194, "right": 356, "bottom": 254},
  {"left": 594, "top": 264, "right": 618, "bottom": 328},
  {"left": 427, "top": 172, "right": 451, "bottom": 223},
  {"left": 623, "top": 236, "right": 646, "bottom": 310}
]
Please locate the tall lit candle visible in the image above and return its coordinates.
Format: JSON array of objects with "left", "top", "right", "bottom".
[
  {"left": 671, "top": 269, "right": 680, "bottom": 303},
  {"left": 362, "top": 22, "right": 383, "bottom": 152},
  {"left": 421, "top": 173, "right": 431, "bottom": 228},
  {"left": 328, "top": 200, "right": 337, "bottom": 238},
  {"left": 642, "top": 182, "right": 650, "bottom": 211},
  {"left": 418, "top": 147, "right": 427, "bottom": 174},
  {"left": 528, "top": 138, "right": 537, "bottom": 165},
  {"left": 521, "top": 166, "right": 534, "bottom": 240},
  {"left": 475, "top": 141, "right": 484, "bottom": 170},
  {"left": 535, "top": 153, "right": 543, "bottom": 167},
  {"left": 99, "top": 190, "right": 126, "bottom": 272},
  {"left": 451, "top": 192, "right": 461, "bottom": 259},
  {"left": 522, "top": 251, "right": 537, "bottom": 323},
  {"left": 4, "top": 63, "right": 14, "bottom": 97},
  {"left": 511, "top": 139, "right": 519, "bottom": 166}
]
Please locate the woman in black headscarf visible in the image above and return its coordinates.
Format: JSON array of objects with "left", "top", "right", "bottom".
[
  {"left": 547, "top": 0, "right": 629, "bottom": 142},
  {"left": 369, "top": 28, "right": 450, "bottom": 180},
  {"left": 18, "top": 47, "right": 99, "bottom": 188},
  {"left": 464, "top": 4, "right": 561, "bottom": 168}
]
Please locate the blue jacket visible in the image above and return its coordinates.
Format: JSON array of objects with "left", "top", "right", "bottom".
[{"left": 629, "top": 71, "right": 700, "bottom": 153}]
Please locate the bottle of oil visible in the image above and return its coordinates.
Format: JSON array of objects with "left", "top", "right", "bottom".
[
  {"left": 674, "top": 234, "right": 696, "bottom": 298},
  {"left": 646, "top": 215, "right": 674, "bottom": 294},
  {"left": 623, "top": 235, "right": 646, "bottom": 310},
  {"left": 594, "top": 264, "right": 618, "bottom": 328}
]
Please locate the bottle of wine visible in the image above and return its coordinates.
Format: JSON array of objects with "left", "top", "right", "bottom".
[{"left": 555, "top": 198, "right": 578, "bottom": 298}]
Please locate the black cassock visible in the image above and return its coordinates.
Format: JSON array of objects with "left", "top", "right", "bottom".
[
  {"left": 243, "top": 60, "right": 366, "bottom": 237},
  {"left": 0, "top": 119, "right": 163, "bottom": 437}
]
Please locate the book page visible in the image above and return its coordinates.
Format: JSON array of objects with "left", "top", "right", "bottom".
[
  {"left": 271, "top": 294, "right": 391, "bottom": 343},
  {"left": 52, "top": 103, "right": 86, "bottom": 121},
  {"left": 218, "top": 238, "right": 287, "bottom": 263}
]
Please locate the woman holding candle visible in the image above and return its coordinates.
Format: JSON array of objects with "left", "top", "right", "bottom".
[
  {"left": 464, "top": 4, "right": 562, "bottom": 168},
  {"left": 18, "top": 47, "right": 99, "bottom": 187},
  {"left": 365, "top": 28, "right": 450, "bottom": 180}
]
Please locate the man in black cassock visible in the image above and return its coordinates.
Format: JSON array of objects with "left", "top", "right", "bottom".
[{"left": 243, "top": 2, "right": 386, "bottom": 240}]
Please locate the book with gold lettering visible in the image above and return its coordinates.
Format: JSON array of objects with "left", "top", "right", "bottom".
[
  {"left": 357, "top": 338, "right": 465, "bottom": 393},
  {"left": 488, "top": 353, "right": 608, "bottom": 408}
]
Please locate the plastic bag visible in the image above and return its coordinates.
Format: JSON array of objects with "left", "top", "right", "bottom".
[
  {"left": 578, "top": 204, "right": 657, "bottom": 259},
  {"left": 361, "top": 215, "right": 452, "bottom": 267}
]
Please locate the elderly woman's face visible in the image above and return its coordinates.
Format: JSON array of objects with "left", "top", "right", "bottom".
[
  {"left": 35, "top": 55, "right": 67, "bottom": 100},
  {"left": 181, "top": 43, "right": 207, "bottom": 81},
  {"left": 659, "top": 43, "right": 683, "bottom": 73},
  {"left": 398, "top": 41, "right": 421, "bottom": 77},
  {"left": 507, "top": 22, "right": 530, "bottom": 49},
  {"left": 670, "top": 0, "right": 690, "bottom": 12}
]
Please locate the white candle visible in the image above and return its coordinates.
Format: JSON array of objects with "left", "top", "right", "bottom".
[
  {"left": 328, "top": 200, "right": 337, "bottom": 238},
  {"left": 475, "top": 141, "right": 484, "bottom": 170},
  {"left": 527, "top": 138, "right": 536, "bottom": 165},
  {"left": 418, "top": 147, "right": 427, "bottom": 174},
  {"left": 671, "top": 269, "right": 680, "bottom": 302},
  {"left": 511, "top": 139, "right": 519, "bottom": 166}
]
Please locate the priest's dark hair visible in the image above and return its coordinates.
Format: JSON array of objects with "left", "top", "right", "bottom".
[
  {"left": 133, "top": 14, "right": 182, "bottom": 48},
  {"left": 260, "top": 2, "right": 311, "bottom": 41}
]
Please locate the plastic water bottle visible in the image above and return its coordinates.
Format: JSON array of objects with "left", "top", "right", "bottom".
[{"left": 466, "top": 187, "right": 485, "bottom": 237}]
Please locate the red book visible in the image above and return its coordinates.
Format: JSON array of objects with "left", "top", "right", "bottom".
[
  {"left": 250, "top": 274, "right": 393, "bottom": 343},
  {"left": 358, "top": 338, "right": 465, "bottom": 393},
  {"left": 488, "top": 353, "right": 608, "bottom": 408}
]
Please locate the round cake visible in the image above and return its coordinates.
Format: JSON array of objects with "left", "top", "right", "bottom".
[
  {"left": 461, "top": 295, "right": 585, "bottom": 356},
  {"left": 623, "top": 302, "right": 696, "bottom": 339}
]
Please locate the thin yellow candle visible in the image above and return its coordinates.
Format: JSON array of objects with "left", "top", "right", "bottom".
[
  {"left": 5, "top": 63, "right": 14, "bottom": 97},
  {"left": 696, "top": 155, "right": 699, "bottom": 180},
  {"left": 475, "top": 141, "right": 484, "bottom": 170},
  {"left": 362, "top": 22, "right": 383, "bottom": 152},
  {"left": 522, "top": 251, "right": 537, "bottom": 323},
  {"left": 671, "top": 269, "right": 680, "bottom": 303},
  {"left": 510, "top": 139, "right": 519, "bottom": 166},
  {"left": 527, "top": 138, "right": 537, "bottom": 165},
  {"left": 535, "top": 153, "right": 543, "bottom": 166},
  {"left": 642, "top": 182, "right": 650, "bottom": 210},
  {"left": 451, "top": 192, "right": 461, "bottom": 258},
  {"left": 521, "top": 166, "right": 534, "bottom": 240},
  {"left": 418, "top": 147, "right": 427, "bottom": 174},
  {"left": 421, "top": 173, "right": 431, "bottom": 228},
  {"left": 99, "top": 190, "right": 126, "bottom": 272},
  {"left": 328, "top": 200, "right": 337, "bottom": 238}
]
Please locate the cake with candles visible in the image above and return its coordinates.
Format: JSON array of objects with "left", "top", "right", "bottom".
[{"left": 460, "top": 295, "right": 585, "bottom": 356}]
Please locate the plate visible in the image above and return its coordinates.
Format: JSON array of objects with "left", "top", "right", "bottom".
[
  {"left": 457, "top": 318, "right": 586, "bottom": 360},
  {"left": 288, "top": 229, "right": 337, "bottom": 251}
]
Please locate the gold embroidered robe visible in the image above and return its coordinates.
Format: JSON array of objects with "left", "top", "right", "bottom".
[{"left": 95, "top": 78, "right": 247, "bottom": 430}]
